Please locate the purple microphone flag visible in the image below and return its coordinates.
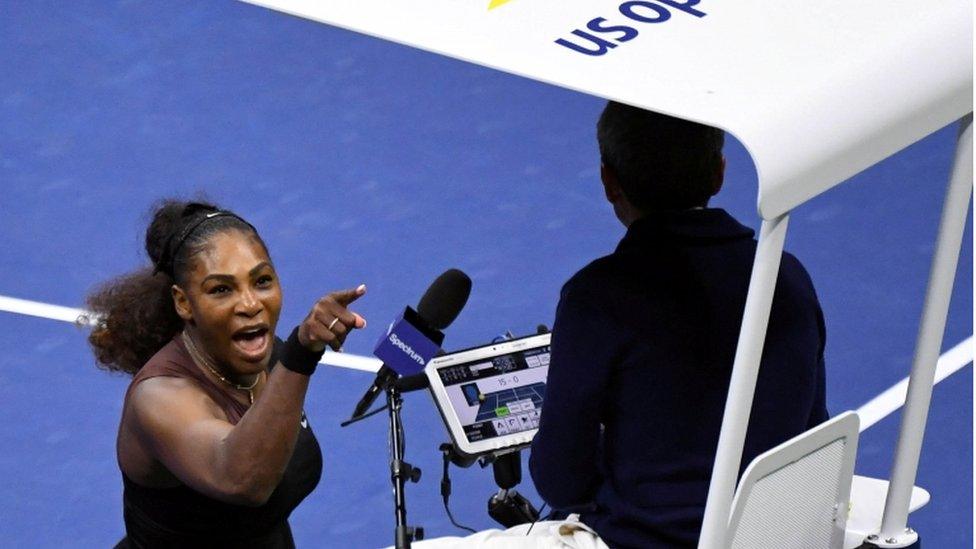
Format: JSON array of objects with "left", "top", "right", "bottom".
[{"left": 373, "top": 313, "right": 441, "bottom": 376}]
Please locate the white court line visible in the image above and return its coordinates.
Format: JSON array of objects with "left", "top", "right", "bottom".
[
  {"left": 0, "top": 295, "right": 94, "bottom": 325},
  {"left": 2, "top": 294, "right": 971, "bottom": 414},
  {"left": 0, "top": 294, "right": 382, "bottom": 373},
  {"left": 323, "top": 352, "right": 381, "bottom": 373},
  {"left": 856, "top": 336, "right": 973, "bottom": 432}
]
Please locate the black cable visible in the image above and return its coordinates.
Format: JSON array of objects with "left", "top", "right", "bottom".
[
  {"left": 440, "top": 447, "right": 477, "bottom": 534},
  {"left": 396, "top": 395, "right": 406, "bottom": 456},
  {"left": 443, "top": 498, "right": 477, "bottom": 535},
  {"left": 339, "top": 403, "right": 388, "bottom": 427},
  {"left": 398, "top": 417, "right": 405, "bottom": 455},
  {"left": 524, "top": 502, "right": 548, "bottom": 536}
]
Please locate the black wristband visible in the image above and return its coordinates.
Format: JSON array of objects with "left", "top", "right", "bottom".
[{"left": 279, "top": 326, "right": 324, "bottom": 376}]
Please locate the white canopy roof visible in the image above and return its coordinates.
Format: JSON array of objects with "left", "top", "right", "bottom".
[{"left": 242, "top": 0, "right": 972, "bottom": 219}]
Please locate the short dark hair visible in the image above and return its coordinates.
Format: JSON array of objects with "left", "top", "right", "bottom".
[{"left": 597, "top": 101, "right": 725, "bottom": 212}]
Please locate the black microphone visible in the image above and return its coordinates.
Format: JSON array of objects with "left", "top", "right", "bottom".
[
  {"left": 395, "top": 371, "right": 434, "bottom": 392},
  {"left": 350, "top": 269, "right": 472, "bottom": 419}
]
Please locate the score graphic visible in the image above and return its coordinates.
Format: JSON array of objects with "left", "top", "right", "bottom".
[
  {"left": 495, "top": 373, "right": 520, "bottom": 387},
  {"left": 438, "top": 343, "right": 551, "bottom": 443},
  {"left": 461, "top": 379, "right": 546, "bottom": 436}
]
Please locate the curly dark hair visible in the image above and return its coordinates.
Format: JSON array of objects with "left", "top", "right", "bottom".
[
  {"left": 597, "top": 101, "right": 725, "bottom": 212},
  {"left": 87, "top": 199, "right": 266, "bottom": 375}
]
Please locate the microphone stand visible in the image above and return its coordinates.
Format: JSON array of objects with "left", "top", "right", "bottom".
[
  {"left": 343, "top": 374, "right": 431, "bottom": 548},
  {"left": 387, "top": 383, "right": 423, "bottom": 549},
  {"left": 340, "top": 269, "right": 470, "bottom": 548}
]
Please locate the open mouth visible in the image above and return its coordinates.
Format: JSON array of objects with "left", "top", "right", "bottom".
[{"left": 231, "top": 325, "right": 270, "bottom": 360}]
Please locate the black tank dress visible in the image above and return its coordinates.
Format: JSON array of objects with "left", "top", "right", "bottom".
[{"left": 117, "top": 336, "right": 323, "bottom": 549}]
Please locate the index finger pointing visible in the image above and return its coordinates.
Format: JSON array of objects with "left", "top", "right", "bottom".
[{"left": 330, "top": 284, "right": 367, "bottom": 306}]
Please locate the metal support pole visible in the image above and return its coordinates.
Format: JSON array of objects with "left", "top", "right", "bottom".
[
  {"left": 698, "top": 213, "right": 791, "bottom": 549},
  {"left": 387, "top": 387, "right": 409, "bottom": 548},
  {"left": 388, "top": 385, "right": 423, "bottom": 549},
  {"left": 878, "top": 114, "right": 973, "bottom": 544}
]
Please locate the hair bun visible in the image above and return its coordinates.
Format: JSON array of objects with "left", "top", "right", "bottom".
[{"left": 144, "top": 199, "right": 219, "bottom": 268}]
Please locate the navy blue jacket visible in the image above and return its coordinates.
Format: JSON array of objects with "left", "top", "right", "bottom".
[{"left": 529, "top": 209, "right": 828, "bottom": 548}]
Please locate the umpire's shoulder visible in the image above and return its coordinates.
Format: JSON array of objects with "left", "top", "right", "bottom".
[
  {"left": 559, "top": 253, "right": 620, "bottom": 304},
  {"left": 779, "top": 250, "right": 818, "bottom": 297}
]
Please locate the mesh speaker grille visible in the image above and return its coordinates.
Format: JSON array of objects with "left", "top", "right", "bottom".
[{"left": 730, "top": 438, "right": 845, "bottom": 549}]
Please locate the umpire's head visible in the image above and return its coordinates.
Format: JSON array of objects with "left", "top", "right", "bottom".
[{"left": 597, "top": 101, "right": 725, "bottom": 225}]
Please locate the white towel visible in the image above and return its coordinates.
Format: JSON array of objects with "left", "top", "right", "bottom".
[{"left": 386, "top": 516, "right": 609, "bottom": 549}]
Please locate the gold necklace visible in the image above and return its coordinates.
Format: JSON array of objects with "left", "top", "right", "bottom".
[{"left": 181, "top": 331, "right": 261, "bottom": 405}]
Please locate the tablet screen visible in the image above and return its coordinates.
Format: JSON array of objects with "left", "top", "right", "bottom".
[{"left": 433, "top": 345, "right": 550, "bottom": 443}]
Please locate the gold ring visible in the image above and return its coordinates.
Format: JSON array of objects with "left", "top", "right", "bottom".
[{"left": 327, "top": 317, "right": 341, "bottom": 331}]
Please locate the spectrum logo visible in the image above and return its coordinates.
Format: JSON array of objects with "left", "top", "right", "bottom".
[
  {"left": 555, "top": 0, "right": 707, "bottom": 56},
  {"left": 389, "top": 333, "right": 426, "bottom": 366}
]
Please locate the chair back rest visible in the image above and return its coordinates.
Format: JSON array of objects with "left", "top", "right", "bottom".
[{"left": 727, "top": 411, "right": 860, "bottom": 549}]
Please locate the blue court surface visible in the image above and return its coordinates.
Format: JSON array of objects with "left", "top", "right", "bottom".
[{"left": 1, "top": 2, "right": 971, "bottom": 548}]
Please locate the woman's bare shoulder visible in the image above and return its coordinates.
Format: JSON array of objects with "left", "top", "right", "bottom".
[
  {"left": 128, "top": 376, "right": 226, "bottom": 425},
  {"left": 119, "top": 376, "right": 230, "bottom": 485}
]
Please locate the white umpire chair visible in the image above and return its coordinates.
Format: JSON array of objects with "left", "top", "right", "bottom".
[{"left": 243, "top": 2, "right": 972, "bottom": 547}]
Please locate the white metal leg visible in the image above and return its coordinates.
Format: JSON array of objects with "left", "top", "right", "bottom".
[
  {"left": 877, "top": 114, "right": 973, "bottom": 545},
  {"left": 698, "top": 213, "right": 790, "bottom": 549}
]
